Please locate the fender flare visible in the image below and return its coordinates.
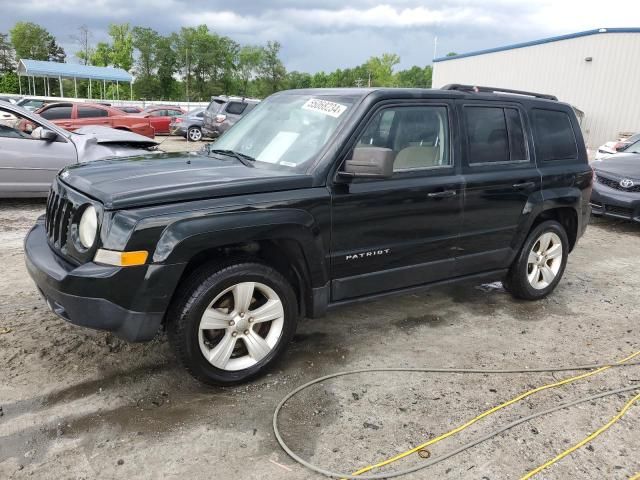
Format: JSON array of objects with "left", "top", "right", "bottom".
[{"left": 152, "top": 208, "right": 329, "bottom": 289}]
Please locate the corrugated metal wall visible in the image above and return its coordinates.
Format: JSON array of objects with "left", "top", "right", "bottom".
[{"left": 432, "top": 32, "right": 640, "bottom": 148}]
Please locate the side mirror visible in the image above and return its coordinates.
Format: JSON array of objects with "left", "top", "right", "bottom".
[
  {"left": 39, "top": 129, "right": 58, "bottom": 142},
  {"left": 341, "top": 147, "right": 395, "bottom": 178}
]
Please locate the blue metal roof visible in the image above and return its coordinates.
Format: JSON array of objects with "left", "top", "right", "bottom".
[
  {"left": 434, "top": 28, "right": 640, "bottom": 63},
  {"left": 17, "top": 59, "right": 132, "bottom": 82}
]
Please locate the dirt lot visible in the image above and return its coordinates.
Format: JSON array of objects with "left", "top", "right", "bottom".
[{"left": 1, "top": 140, "right": 639, "bottom": 479}]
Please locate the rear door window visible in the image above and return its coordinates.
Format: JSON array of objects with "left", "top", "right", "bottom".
[
  {"left": 78, "top": 106, "right": 109, "bottom": 118},
  {"left": 464, "top": 105, "right": 529, "bottom": 164},
  {"left": 39, "top": 106, "right": 72, "bottom": 120},
  {"left": 531, "top": 109, "right": 578, "bottom": 161}
]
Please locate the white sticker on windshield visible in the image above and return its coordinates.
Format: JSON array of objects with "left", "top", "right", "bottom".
[
  {"left": 257, "top": 131, "right": 300, "bottom": 164},
  {"left": 302, "top": 98, "right": 347, "bottom": 118}
]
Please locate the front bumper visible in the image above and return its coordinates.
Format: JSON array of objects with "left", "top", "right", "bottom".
[
  {"left": 590, "top": 184, "right": 640, "bottom": 222},
  {"left": 24, "top": 218, "right": 180, "bottom": 341}
]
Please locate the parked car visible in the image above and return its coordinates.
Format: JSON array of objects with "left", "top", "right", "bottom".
[
  {"left": 0, "top": 102, "right": 158, "bottom": 197},
  {"left": 170, "top": 108, "right": 205, "bottom": 141},
  {"left": 591, "top": 140, "right": 640, "bottom": 222},
  {"left": 115, "top": 105, "right": 143, "bottom": 114},
  {"left": 0, "top": 95, "right": 18, "bottom": 104},
  {"left": 595, "top": 132, "right": 640, "bottom": 160},
  {"left": 202, "top": 96, "right": 259, "bottom": 139},
  {"left": 25, "top": 85, "right": 591, "bottom": 385},
  {"left": 139, "top": 105, "right": 186, "bottom": 134},
  {"left": 34, "top": 102, "right": 155, "bottom": 138},
  {"left": 16, "top": 97, "right": 55, "bottom": 111}
]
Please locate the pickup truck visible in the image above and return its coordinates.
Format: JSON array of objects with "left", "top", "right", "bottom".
[
  {"left": 34, "top": 102, "right": 155, "bottom": 138},
  {"left": 24, "top": 86, "right": 592, "bottom": 385}
]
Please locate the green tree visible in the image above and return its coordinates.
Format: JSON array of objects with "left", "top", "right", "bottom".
[
  {"left": 108, "top": 23, "right": 133, "bottom": 71},
  {"left": 90, "top": 42, "right": 111, "bottom": 66},
  {"left": 258, "top": 41, "right": 286, "bottom": 94},
  {"left": 365, "top": 53, "right": 400, "bottom": 86},
  {"left": 10, "top": 22, "right": 53, "bottom": 60},
  {"left": 155, "top": 34, "right": 179, "bottom": 99},
  {"left": 396, "top": 65, "right": 432, "bottom": 88},
  {"left": 446, "top": 52, "right": 458, "bottom": 57},
  {"left": 286, "top": 70, "right": 312, "bottom": 90},
  {"left": 237, "top": 45, "right": 263, "bottom": 95},
  {"left": 47, "top": 38, "right": 66, "bottom": 63},
  {"left": 0, "top": 72, "right": 19, "bottom": 93},
  {"left": 0, "top": 33, "right": 14, "bottom": 73}
]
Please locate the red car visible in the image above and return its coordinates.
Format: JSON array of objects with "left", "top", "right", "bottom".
[
  {"left": 139, "top": 106, "right": 186, "bottom": 134},
  {"left": 35, "top": 102, "right": 155, "bottom": 138}
]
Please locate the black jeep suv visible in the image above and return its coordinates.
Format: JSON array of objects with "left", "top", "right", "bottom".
[{"left": 25, "top": 85, "right": 592, "bottom": 385}]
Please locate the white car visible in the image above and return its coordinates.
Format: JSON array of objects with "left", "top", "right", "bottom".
[{"left": 595, "top": 132, "right": 640, "bottom": 160}]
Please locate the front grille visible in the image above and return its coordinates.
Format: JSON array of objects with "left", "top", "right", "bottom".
[
  {"left": 596, "top": 173, "right": 640, "bottom": 192},
  {"left": 45, "top": 189, "right": 75, "bottom": 248},
  {"left": 605, "top": 205, "right": 634, "bottom": 218}
]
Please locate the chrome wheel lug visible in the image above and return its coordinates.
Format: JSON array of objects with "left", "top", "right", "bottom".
[
  {"left": 244, "top": 330, "right": 249, "bottom": 335},
  {"left": 229, "top": 320, "right": 235, "bottom": 326},
  {"left": 231, "top": 331, "right": 238, "bottom": 337},
  {"left": 248, "top": 317, "right": 254, "bottom": 323},
  {"left": 240, "top": 312, "right": 245, "bottom": 318}
]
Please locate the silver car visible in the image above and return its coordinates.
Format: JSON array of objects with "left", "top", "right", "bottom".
[{"left": 0, "top": 102, "right": 158, "bottom": 197}]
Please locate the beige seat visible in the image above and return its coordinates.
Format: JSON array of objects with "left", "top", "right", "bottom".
[{"left": 394, "top": 145, "right": 441, "bottom": 170}]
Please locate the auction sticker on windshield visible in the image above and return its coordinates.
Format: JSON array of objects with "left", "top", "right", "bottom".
[{"left": 302, "top": 98, "right": 347, "bottom": 118}]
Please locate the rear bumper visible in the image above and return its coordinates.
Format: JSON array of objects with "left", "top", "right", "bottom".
[
  {"left": 24, "top": 219, "right": 181, "bottom": 341},
  {"left": 590, "top": 184, "right": 640, "bottom": 222}
]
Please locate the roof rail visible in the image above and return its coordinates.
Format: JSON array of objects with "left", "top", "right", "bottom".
[{"left": 441, "top": 84, "right": 558, "bottom": 101}]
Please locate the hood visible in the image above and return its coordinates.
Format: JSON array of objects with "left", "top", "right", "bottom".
[
  {"left": 593, "top": 154, "right": 640, "bottom": 179},
  {"left": 60, "top": 152, "right": 313, "bottom": 209},
  {"left": 71, "top": 125, "right": 158, "bottom": 146}
]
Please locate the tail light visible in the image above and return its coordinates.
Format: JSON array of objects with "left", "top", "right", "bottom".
[
  {"left": 174, "top": 118, "right": 182, "bottom": 123},
  {"left": 215, "top": 114, "right": 227, "bottom": 123},
  {"left": 614, "top": 141, "right": 626, "bottom": 151}
]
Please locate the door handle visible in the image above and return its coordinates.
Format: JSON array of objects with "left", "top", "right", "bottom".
[
  {"left": 428, "top": 190, "right": 457, "bottom": 199},
  {"left": 512, "top": 181, "right": 536, "bottom": 190}
]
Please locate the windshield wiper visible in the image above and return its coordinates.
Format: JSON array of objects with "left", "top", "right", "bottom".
[{"left": 208, "top": 148, "right": 255, "bottom": 168}]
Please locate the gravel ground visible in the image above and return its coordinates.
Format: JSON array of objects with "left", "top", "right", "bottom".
[{"left": 0, "top": 142, "right": 639, "bottom": 479}]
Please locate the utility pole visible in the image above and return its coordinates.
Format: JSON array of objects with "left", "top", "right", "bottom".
[
  {"left": 185, "top": 48, "right": 190, "bottom": 108},
  {"left": 433, "top": 36, "right": 438, "bottom": 61},
  {"left": 368, "top": 71, "right": 371, "bottom": 88}
]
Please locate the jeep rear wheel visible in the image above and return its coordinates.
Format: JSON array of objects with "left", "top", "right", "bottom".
[
  {"left": 503, "top": 220, "right": 569, "bottom": 300},
  {"left": 168, "top": 262, "right": 297, "bottom": 385}
]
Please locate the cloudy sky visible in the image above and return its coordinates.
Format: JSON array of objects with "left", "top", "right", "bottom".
[{"left": 1, "top": 0, "right": 639, "bottom": 72}]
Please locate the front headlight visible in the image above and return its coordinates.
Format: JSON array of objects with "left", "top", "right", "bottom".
[{"left": 78, "top": 205, "right": 97, "bottom": 248}]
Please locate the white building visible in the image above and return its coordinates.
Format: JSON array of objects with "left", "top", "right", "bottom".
[{"left": 432, "top": 28, "right": 640, "bottom": 148}]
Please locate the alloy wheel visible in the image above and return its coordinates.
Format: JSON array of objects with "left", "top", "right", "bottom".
[
  {"left": 527, "top": 232, "right": 563, "bottom": 289},
  {"left": 198, "top": 282, "right": 284, "bottom": 371},
  {"left": 188, "top": 128, "right": 202, "bottom": 141}
]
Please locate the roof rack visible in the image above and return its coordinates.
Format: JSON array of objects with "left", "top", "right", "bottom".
[{"left": 441, "top": 84, "right": 557, "bottom": 101}]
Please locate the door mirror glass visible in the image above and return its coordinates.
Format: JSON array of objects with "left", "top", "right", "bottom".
[{"left": 342, "top": 147, "right": 395, "bottom": 178}]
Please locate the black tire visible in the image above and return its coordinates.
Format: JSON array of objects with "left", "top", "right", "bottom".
[
  {"left": 503, "top": 220, "right": 569, "bottom": 300},
  {"left": 187, "top": 126, "right": 202, "bottom": 141},
  {"left": 167, "top": 261, "right": 298, "bottom": 385}
]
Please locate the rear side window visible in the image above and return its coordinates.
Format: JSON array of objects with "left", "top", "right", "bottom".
[
  {"left": 39, "top": 106, "right": 72, "bottom": 120},
  {"left": 78, "top": 106, "right": 109, "bottom": 118},
  {"left": 225, "top": 102, "right": 247, "bottom": 115},
  {"left": 207, "top": 100, "right": 224, "bottom": 113},
  {"left": 532, "top": 109, "right": 578, "bottom": 161},
  {"left": 465, "top": 106, "right": 528, "bottom": 164}
]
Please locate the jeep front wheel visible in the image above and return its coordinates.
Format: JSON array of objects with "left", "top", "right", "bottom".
[
  {"left": 503, "top": 220, "right": 568, "bottom": 300},
  {"left": 168, "top": 262, "right": 297, "bottom": 385}
]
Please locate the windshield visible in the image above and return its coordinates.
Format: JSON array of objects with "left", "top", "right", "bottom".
[
  {"left": 211, "top": 93, "right": 357, "bottom": 170},
  {"left": 624, "top": 139, "right": 640, "bottom": 154}
]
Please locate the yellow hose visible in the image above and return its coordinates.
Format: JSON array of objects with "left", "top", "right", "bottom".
[
  {"left": 520, "top": 392, "right": 640, "bottom": 479},
  {"left": 629, "top": 472, "right": 640, "bottom": 480},
  {"left": 349, "top": 349, "right": 640, "bottom": 477}
]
